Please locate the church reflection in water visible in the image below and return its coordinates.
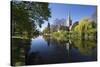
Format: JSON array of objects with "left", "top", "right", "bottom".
[{"left": 11, "top": 35, "right": 97, "bottom": 66}]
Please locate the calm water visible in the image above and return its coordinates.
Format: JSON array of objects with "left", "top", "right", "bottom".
[{"left": 11, "top": 35, "right": 97, "bottom": 66}]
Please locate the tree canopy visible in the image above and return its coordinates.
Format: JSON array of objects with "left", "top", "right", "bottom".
[
  {"left": 73, "top": 18, "right": 96, "bottom": 38},
  {"left": 11, "top": 1, "right": 51, "bottom": 37}
]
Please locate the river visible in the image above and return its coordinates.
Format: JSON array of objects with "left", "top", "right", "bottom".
[{"left": 11, "top": 35, "right": 97, "bottom": 66}]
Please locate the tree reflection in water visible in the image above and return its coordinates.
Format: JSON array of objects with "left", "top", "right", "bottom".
[
  {"left": 43, "top": 35, "right": 97, "bottom": 62},
  {"left": 11, "top": 35, "right": 97, "bottom": 66}
]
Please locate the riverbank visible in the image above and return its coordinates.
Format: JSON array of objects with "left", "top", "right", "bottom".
[
  {"left": 12, "top": 36, "right": 30, "bottom": 40},
  {"left": 50, "top": 30, "right": 97, "bottom": 41}
]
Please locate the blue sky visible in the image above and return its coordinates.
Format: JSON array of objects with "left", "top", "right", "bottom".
[{"left": 40, "top": 3, "right": 96, "bottom": 31}]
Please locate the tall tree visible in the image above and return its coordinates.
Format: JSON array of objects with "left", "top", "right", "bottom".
[
  {"left": 48, "top": 22, "right": 50, "bottom": 33},
  {"left": 11, "top": 1, "right": 51, "bottom": 37},
  {"left": 74, "top": 18, "right": 96, "bottom": 39}
]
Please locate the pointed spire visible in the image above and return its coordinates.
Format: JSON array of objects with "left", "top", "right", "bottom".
[{"left": 66, "top": 10, "right": 71, "bottom": 27}]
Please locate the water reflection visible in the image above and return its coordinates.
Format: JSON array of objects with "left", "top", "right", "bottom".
[
  {"left": 11, "top": 35, "right": 97, "bottom": 66},
  {"left": 26, "top": 35, "right": 97, "bottom": 65},
  {"left": 11, "top": 38, "right": 30, "bottom": 66}
]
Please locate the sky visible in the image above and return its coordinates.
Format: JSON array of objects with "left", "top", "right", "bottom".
[{"left": 40, "top": 3, "right": 96, "bottom": 31}]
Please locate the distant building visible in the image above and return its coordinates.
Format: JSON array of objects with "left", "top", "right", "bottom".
[
  {"left": 66, "top": 11, "right": 72, "bottom": 31},
  {"left": 57, "top": 11, "right": 72, "bottom": 32},
  {"left": 50, "top": 11, "right": 73, "bottom": 32}
]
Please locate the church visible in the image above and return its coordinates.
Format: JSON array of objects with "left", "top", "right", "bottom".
[
  {"left": 56, "top": 11, "right": 72, "bottom": 32},
  {"left": 66, "top": 11, "right": 72, "bottom": 31},
  {"left": 49, "top": 11, "right": 73, "bottom": 32}
]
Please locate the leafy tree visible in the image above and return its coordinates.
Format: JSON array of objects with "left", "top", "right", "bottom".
[
  {"left": 11, "top": 1, "right": 51, "bottom": 38},
  {"left": 71, "top": 21, "right": 79, "bottom": 31},
  {"left": 12, "top": 1, "right": 31, "bottom": 36},
  {"left": 74, "top": 18, "right": 97, "bottom": 39},
  {"left": 25, "top": 1, "right": 51, "bottom": 27},
  {"left": 43, "top": 27, "right": 48, "bottom": 34},
  {"left": 49, "top": 19, "right": 67, "bottom": 32}
]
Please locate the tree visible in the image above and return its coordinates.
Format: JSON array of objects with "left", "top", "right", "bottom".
[
  {"left": 47, "top": 22, "right": 50, "bottom": 33},
  {"left": 25, "top": 1, "right": 51, "bottom": 27},
  {"left": 12, "top": 1, "right": 31, "bottom": 36},
  {"left": 50, "top": 19, "right": 67, "bottom": 32},
  {"left": 74, "top": 18, "right": 97, "bottom": 39},
  {"left": 11, "top": 1, "right": 51, "bottom": 38},
  {"left": 71, "top": 21, "right": 79, "bottom": 31}
]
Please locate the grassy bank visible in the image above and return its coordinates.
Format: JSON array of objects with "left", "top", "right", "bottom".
[{"left": 51, "top": 30, "right": 96, "bottom": 41}]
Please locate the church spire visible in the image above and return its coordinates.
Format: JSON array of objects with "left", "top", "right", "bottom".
[
  {"left": 66, "top": 10, "right": 71, "bottom": 27},
  {"left": 66, "top": 10, "right": 72, "bottom": 30}
]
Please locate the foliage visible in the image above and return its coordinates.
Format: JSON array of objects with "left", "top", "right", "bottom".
[
  {"left": 71, "top": 21, "right": 79, "bottom": 31},
  {"left": 52, "top": 31, "right": 69, "bottom": 41},
  {"left": 11, "top": 1, "right": 51, "bottom": 38},
  {"left": 73, "top": 18, "right": 97, "bottom": 38}
]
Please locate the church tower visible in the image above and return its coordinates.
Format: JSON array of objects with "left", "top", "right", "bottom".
[{"left": 66, "top": 11, "right": 72, "bottom": 31}]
